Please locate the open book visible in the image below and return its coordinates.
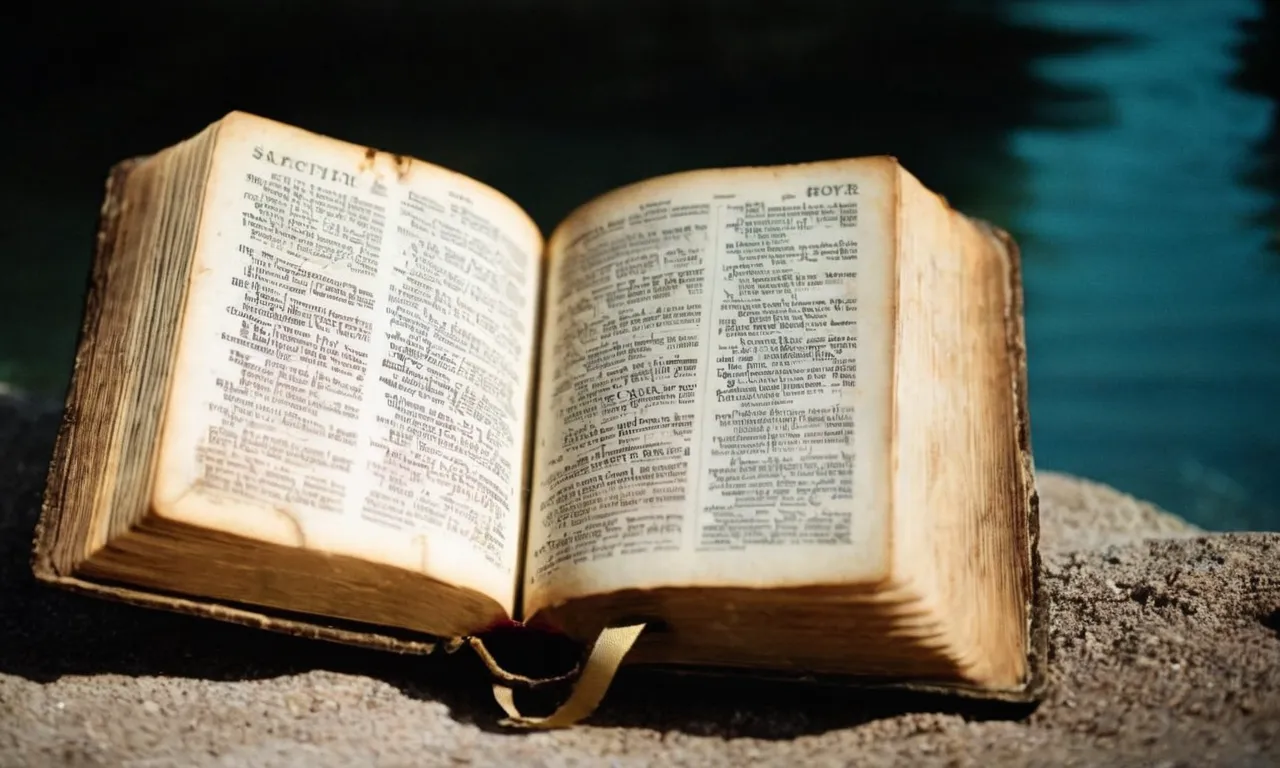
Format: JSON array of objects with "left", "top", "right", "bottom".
[{"left": 33, "top": 111, "right": 1045, "bottom": 725}]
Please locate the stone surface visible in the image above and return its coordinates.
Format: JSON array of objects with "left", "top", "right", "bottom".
[
  {"left": 1, "top": 395, "right": 1277, "bottom": 766},
  {"left": 1036, "top": 470, "right": 1204, "bottom": 554}
]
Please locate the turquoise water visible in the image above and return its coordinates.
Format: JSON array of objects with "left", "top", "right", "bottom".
[
  {"left": 1007, "top": 0, "right": 1280, "bottom": 529},
  {"left": 1, "top": 0, "right": 1277, "bottom": 529}
]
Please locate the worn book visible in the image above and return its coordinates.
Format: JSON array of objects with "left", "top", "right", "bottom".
[{"left": 33, "top": 111, "right": 1045, "bottom": 727}]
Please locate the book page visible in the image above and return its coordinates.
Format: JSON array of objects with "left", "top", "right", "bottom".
[
  {"left": 151, "top": 113, "right": 543, "bottom": 613},
  {"left": 524, "top": 159, "right": 897, "bottom": 616}
]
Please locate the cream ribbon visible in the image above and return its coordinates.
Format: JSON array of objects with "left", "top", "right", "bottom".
[{"left": 487, "top": 623, "right": 647, "bottom": 729}]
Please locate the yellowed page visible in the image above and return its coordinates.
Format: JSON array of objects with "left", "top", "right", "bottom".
[
  {"left": 151, "top": 112, "right": 543, "bottom": 614},
  {"left": 524, "top": 159, "right": 897, "bottom": 617}
]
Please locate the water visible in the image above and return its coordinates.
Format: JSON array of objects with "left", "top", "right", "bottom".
[
  {"left": 1, "top": 0, "right": 1276, "bottom": 529},
  {"left": 1007, "top": 0, "right": 1280, "bottom": 528}
]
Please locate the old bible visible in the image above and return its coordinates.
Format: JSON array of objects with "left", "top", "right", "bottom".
[{"left": 33, "top": 111, "right": 1045, "bottom": 726}]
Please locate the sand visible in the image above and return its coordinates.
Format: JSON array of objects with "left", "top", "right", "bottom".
[{"left": 1, "top": 394, "right": 1277, "bottom": 766}]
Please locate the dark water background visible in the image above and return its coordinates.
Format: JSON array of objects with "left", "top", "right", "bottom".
[{"left": 2, "top": 0, "right": 1277, "bottom": 529}]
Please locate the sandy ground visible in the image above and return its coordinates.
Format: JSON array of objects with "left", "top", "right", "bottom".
[{"left": 1, "top": 394, "right": 1277, "bottom": 767}]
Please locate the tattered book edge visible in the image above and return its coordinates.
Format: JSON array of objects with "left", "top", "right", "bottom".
[
  {"left": 31, "top": 568, "right": 450, "bottom": 655},
  {"left": 32, "top": 157, "right": 141, "bottom": 601}
]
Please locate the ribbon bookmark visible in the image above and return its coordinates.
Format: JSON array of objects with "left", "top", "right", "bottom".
[
  {"left": 490, "top": 623, "right": 647, "bottom": 729},
  {"left": 467, "top": 635, "right": 580, "bottom": 688}
]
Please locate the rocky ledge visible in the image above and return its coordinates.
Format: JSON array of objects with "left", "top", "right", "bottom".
[{"left": 0, "top": 395, "right": 1276, "bottom": 767}]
